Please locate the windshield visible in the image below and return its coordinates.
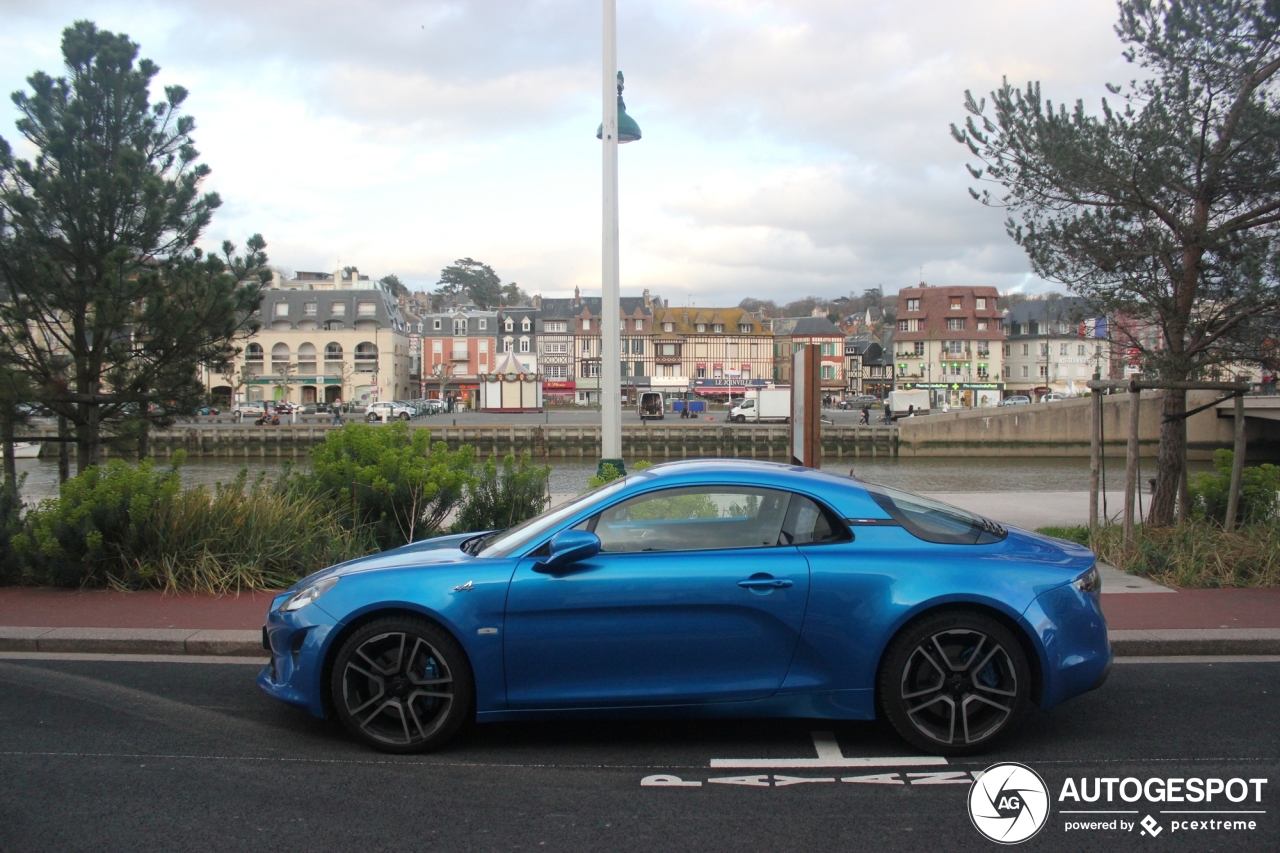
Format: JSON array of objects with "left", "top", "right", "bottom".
[{"left": 477, "top": 477, "right": 633, "bottom": 558}]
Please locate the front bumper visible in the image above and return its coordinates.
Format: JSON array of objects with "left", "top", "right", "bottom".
[
  {"left": 256, "top": 598, "right": 340, "bottom": 719},
  {"left": 1023, "top": 580, "right": 1112, "bottom": 710}
]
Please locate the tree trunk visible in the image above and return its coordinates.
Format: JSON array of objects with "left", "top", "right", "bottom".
[
  {"left": 76, "top": 401, "right": 102, "bottom": 473},
  {"left": 1, "top": 409, "right": 15, "bottom": 486},
  {"left": 1149, "top": 388, "right": 1186, "bottom": 526},
  {"left": 57, "top": 415, "right": 70, "bottom": 484},
  {"left": 138, "top": 419, "right": 150, "bottom": 460}
]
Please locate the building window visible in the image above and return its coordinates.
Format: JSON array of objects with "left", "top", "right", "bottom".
[
  {"left": 946, "top": 318, "right": 965, "bottom": 331},
  {"left": 977, "top": 320, "right": 988, "bottom": 331},
  {"left": 907, "top": 298, "right": 920, "bottom": 312},
  {"left": 478, "top": 319, "right": 487, "bottom": 330},
  {"left": 357, "top": 302, "right": 376, "bottom": 316},
  {"left": 303, "top": 303, "right": 317, "bottom": 316},
  {"left": 545, "top": 321, "right": 566, "bottom": 333},
  {"left": 1039, "top": 365, "right": 1048, "bottom": 378},
  {"left": 913, "top": 342, "right": 924, "bottom": 356},
  {"left": 582, "top": 319, "right": 591, "bottom": 331},
  {"left": 631, "top": 339, "right": 644, "bottom": 355},
  {"left": 583, "top": 362, "right": 601, "bottom": 378},
  {"left": 519, "top": 337, "right": 530, "bottom": 353},
  {"left": 634, "top": 361, "right": 643, "bottom": 377},
  {"left": 947, "top": 340, "right": 964, "bottom": 355},
  {"left": 503, "top": 337, "right": 513, "bottom": 352},
  {"left": 1004, "top": 344, "right": 1011, "bottom": 357},
  {"left": 504, "top": 318, "right": 514, "bottom": 332},
  {"left": 522, "top": 318, "right": 531, "bottom": 331},
  {"left": 1079, "top": 344, "right": 1087, "bottom": 356},
  {"left": 331, "top": 303, "right": 345, "bottom": 316},
  {"left": 977, "top": 343, "right": 990, "bottom": 356},
  {"left": 547, "top": 365, "right": 567, "bottom": 378},
  {"left": 697, "top": 366, "right": 706, "bottom": 378},
  {"left": 1022, "top": 365, "right": 1029, "bottom": 378},
  {"left": 663, "top": 322, "right": 674, "bottom": 333},
  {"left": 951, "top": 298, "right": 962, "bottom": 310},
  {"left": 545, "top": 342, "right": 568, "bottom": 354},
  {"left": 712, "top": 324, "right": 724, "bottom": 333},
  {"left": 695, "top": 323, "right": 706, "bottom": 333},
  {"left": 661, "top": 343, "right": 677, "bottom": 356},
  {"left": 454, "top": 319, "right": 467, "bottom": 335},
  {"left": 977, "top": 363, "right": 989, "bottom": 378},
  {"left": 1022, "top": 343, "right": 1030, "bottom": 356},
  {"left": 976, "top": 298, "right": 986, "bottom": 310},
  {"left": 274, "top": 302, "right": 289, "bottom": 317},
  {"left": 821, "top": 364, "right": 835, "bottom": 380},
  {"left": 898, "top": 319, "right": 910, "bottom": 332},
  {"left": 739, "top": 323, "right": 752, "bottom": 333},
  {"left": 634, "top": 318, "right": 643, "bottom": 331},
  {"left": 433, "top": 318, "right": 441, "bottom": 330},
  {"left": 1060, "top": 343, "right": 1070, "bottom": 356},
  {"left": 1040, "top": 343, "right": 1050, "bottom": 357}
]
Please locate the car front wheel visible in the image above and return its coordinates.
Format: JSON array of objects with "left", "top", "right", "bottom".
[
  {"left": 879, "top": 610, "right": 1030, "bottom": 754},
  {"left": 331, "top": 617, "right": 474, "bottom": 754}
]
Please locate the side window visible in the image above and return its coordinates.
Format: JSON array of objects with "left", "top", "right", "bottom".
[
  {"left": 781, "top": 494, "right": 850, "bottom": 545},
  {"left": 589, "top": 487, "right": 791, "bottom": 553}
]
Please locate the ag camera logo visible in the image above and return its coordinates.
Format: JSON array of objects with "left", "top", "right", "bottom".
[{"left": 969, "top": 763, "right": 1050, "bottom": 844}]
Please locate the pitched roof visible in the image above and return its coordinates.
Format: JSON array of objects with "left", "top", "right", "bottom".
[{"left": 771, "top": 316, "right": 842, "bottom": 336}]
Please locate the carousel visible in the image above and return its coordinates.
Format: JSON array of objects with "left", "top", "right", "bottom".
[{"left": 479, "top": 351, "right": 544, "bottom": 413}]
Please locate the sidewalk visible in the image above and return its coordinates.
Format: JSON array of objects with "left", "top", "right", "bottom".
[{"left": 1, "top": 581, "right": 1277, "bottom": 659}]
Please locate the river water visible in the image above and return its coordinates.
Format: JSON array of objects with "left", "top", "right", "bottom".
[{"left": 13, "top": 454, "right": 1202, "bottom": 506}]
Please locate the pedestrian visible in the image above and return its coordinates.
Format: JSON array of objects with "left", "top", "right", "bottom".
[
  {"left": 884, "top": 403, "right": 892, "bottom": 423},
  {"left": 859, "top": 406, "right": 870, "bottom": 425},
  {"left": 907, "top": 404, "right": 915, "bottom": 418},
  {"left": 332, "top": 400, "right": 343, "bottom": 427}
]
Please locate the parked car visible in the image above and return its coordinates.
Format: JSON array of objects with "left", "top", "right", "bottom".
[
  {"left": 260, "top": 459, "right": 1110, "bottom": 756},
  {"left": 840, "top": 394, "right": 879, "bottom": 410},
  {"left": 999, "top": 395, "right": 1032, "bottom": 407},
  {"left": 1040, "top": 393, "right": 1070, "bottom": 403},
  {"left": 366, "top": 402, "right": 414, "bottom": 422}
]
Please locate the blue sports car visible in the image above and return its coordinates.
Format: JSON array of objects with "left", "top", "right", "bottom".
[{"left": 259, "top": 460, "right": 1110, "bottom": 755}]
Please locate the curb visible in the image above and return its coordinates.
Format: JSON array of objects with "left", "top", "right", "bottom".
[
  {"left": 0, "top": 627, "right": 263, "bottom": 657},
  {"left": 3, "top": 626, "right": 1280, "bottom": 659},
  {"left": 1108, "top": 629, "right": 1280, "bottom": 657}
]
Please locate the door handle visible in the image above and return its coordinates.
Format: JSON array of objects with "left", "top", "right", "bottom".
[{"left": 737, "top": 577, "right": 793, "bottom": 589}]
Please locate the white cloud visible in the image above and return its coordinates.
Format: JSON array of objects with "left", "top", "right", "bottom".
[{"left": 0, "top": 0, "right": 1134, "bottom": 303}]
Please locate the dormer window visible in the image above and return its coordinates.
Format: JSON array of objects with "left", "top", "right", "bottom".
[
  {"left": 950, "top": 298, "right": 962, "bottom": 310},
  {"left": 712, "top": 323, "right": 724, "bottom": 333},
  {"left": 663, "top": 322, "right": 674, "bottom": 333},
  {"left": 478, "top": 319, "right": 487, "bottom": 330},
  {"left": 504, "top": 318, "right": 513, "bottom": 332},
  {"left": 739, "top": 323, "right": 752, "bottom": 333},
  {"left": 582, "top": 318, "right": 591, "bottom": 331},
  {"left": 696, "top": 324, "right": 706, "bottom": 333},
  {"left": 633, "top": 318, "right": 642, "bottom": 331},
  {"left": 522, "top": 318, "right": 531, "bottom": 331}
]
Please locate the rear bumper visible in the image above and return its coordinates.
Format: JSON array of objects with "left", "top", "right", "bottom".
[{"left": 1022, "top": 582, "right": 1112, "bottom": 710}]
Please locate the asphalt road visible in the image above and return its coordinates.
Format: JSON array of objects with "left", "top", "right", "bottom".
[{"left": 0, "top": 657, "right": 1275, "bottom": 852}]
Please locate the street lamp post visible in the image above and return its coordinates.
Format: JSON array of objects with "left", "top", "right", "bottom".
[{"left": 598, "top": 0, "right": 641, "bottom": 465}]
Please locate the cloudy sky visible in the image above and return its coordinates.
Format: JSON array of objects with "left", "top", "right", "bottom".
[{"left": 0, "top": 0, "right": 1132, "bottom": 304}]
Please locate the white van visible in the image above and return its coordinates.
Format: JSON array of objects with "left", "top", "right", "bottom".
[{"left": 638, "top": 391, "right": 664, "bottom": 421}]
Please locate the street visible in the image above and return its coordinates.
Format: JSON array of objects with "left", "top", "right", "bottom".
[{"left": 0, "top": 656, "right": 1275, "bottom": 852}]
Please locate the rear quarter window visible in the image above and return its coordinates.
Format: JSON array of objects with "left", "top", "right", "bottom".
[{"left": 862, "top": 483, "right": 1007, "bottom": 545}]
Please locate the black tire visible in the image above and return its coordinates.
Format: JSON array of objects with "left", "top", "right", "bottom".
[
  {"left": 330, "top": 616, "right": 474, "bottom": 754},
  {"left": 399, "top": 412, "right": 410, "bottom": 421},
  {"left": 878, "top": 609, "right": 1029, "bottom": 755}
]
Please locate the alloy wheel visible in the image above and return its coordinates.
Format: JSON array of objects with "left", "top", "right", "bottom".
[
  {"left": 340, "top": 631, "right": 455, "bottom": 747},
  {"left": 898, "top": 628, "right": 1018, "bottom": 746}
]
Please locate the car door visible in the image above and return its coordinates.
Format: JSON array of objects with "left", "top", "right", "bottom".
[{"left": 503, "top": 485, "right": 811, "bottom": 709}]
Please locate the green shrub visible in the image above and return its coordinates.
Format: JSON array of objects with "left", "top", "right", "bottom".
[
  {"left": 0, "top": 477, "right": 24, "bottom": 584},
  {"left": 306, "top": 422, "right": 474, "bottom": 549},
  {"left": 587, "top": 459, "right": 652, "bottom": 490},
  {"left": 15, "top": 458, "right": 375, "bottom": 591},
  {"left": 1034, "top": 525, "right": 1091, "bottom": 546},
  {"left": 1091, "top": 520, "right": 1280, "bottom": 588},
  {"left": 1190, "top": 449, "right": 1280, "bottom": 525},
  {"left": 451, "top": 453, "right": 551, "bottom": 533}
]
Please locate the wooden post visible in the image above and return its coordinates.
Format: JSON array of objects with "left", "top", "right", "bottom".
[
  {"left": 790, "top": 345, "right": 821, "bottom": 468},
  {"left": 1089, "top": 388, "right": 1101, "bottom": 536},
  {"left": 1224, "top": 393, "right": 1246, "bottom": 532},
  {"left": 1124, "top": 382, "right": 1140, "bottom": 547}
]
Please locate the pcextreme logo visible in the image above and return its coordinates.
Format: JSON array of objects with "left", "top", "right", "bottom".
[{"left": 969, "top": 763, "right": 1051, "bottom": 844}]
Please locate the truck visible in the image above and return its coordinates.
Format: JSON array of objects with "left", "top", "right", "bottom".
[
  {"left": 638, "top": 390, "right": 664, "bottom": 422},
  {"left": 727, "top": 387, "right": 791, "bottom": 423},
  {"left": 886, "top": 389, "right": 930, "bottom": 418}
]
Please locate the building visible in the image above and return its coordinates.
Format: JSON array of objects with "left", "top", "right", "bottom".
[
  {"left": 892, "top": 284, "right": 1005, "bottom": 407},
  {"left": 421, "top": 306, "right": 497, "bottom": 410},
  {"left": 845, "top": 333, "right": 892, "bottom": 399},
  {"left": 770, "top": 317, "right": 845, "bottom": 395},
  {"left": 536, "top": 295, "right": 576, "bottom": 404},
  {"left": 646, "top": 302, "right": 775, "bottom": 402},
  {"left": 204, "top": 269, "right": 412, "bottom": 407},
  {"left": 1002, "top": 297, "right": 1111, "bottom": 397},
  {"left": 495, "top": 306, "right": 539, "bottom": 373}
]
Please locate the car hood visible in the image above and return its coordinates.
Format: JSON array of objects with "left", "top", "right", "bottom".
[{"left": 286, "top": 531, "right": 493, "bottom": 591}]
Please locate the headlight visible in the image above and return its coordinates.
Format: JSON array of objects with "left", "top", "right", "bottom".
[
  {"left": 1073, "top": 565, "right": 1101, "bottom": 594},
  {"left": 280, "top": 577, "right": 339, "bottom": 612}
]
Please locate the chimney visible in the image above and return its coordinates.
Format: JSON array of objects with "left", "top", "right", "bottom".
[
  {"left": 682, "top": 307, "right": 689, "bottom": 324},
  {"left": 642, "top": 288, "right": 651, "bottom": 308},
  {"left": 663, "top": 299, "right": 668, "bottom": 308},
  {"left": 533, "top": 294, "right": 542, "bottom": 309},
  {"left": 573, "top": 286, "right": 580, "bottom": 307}
]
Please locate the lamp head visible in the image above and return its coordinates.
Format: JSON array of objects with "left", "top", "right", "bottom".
[{"left": 597, "top": 70, "right": 642, "bottom": 143}]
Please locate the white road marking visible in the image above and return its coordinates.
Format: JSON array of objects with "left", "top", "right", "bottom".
[
  {"left": 905, "top": 771, "right": 972, "bottom": 785},
  {"left": 708, "top": 775, "right": 771, "bottom": 787},
  {"left": 0, "top": 652, "right": 266, "bottom": 665},
  {"left": 1115, "top": 655, "right": 1280, "bottom": 664},
  {"left": 773, "top": 775, "right": 836, "bottom": 786},
  {"left": 641, "top": 775, "right": 701, "bottom": 787},
  {"left": 710, "top": 730, "right": 948, "bottom": 769},
  {"left": 842, "top": 773, "right": 905, "bottom": 785}
]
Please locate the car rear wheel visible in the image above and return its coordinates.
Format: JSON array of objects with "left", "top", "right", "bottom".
[
  {"left": 331, "top": 617, "right": 474, "bottom": 754},
  {"left": 399, "top": 412, "right": 411, "bottom": 421},
  {"left": 879, "top": 610, "right": 1029, "bottom": 755}
]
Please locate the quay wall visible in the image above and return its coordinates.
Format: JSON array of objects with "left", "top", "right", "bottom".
[
  {"left": 16, "top": 423, "right": 900, "bottom": 461},
  {"left": 897, "top": 390, "right": 1270, "bottom": 459}
]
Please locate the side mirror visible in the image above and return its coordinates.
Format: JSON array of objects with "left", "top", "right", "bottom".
[{"left": 537, "top": 530, "right": 601, "bottom": 571}]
